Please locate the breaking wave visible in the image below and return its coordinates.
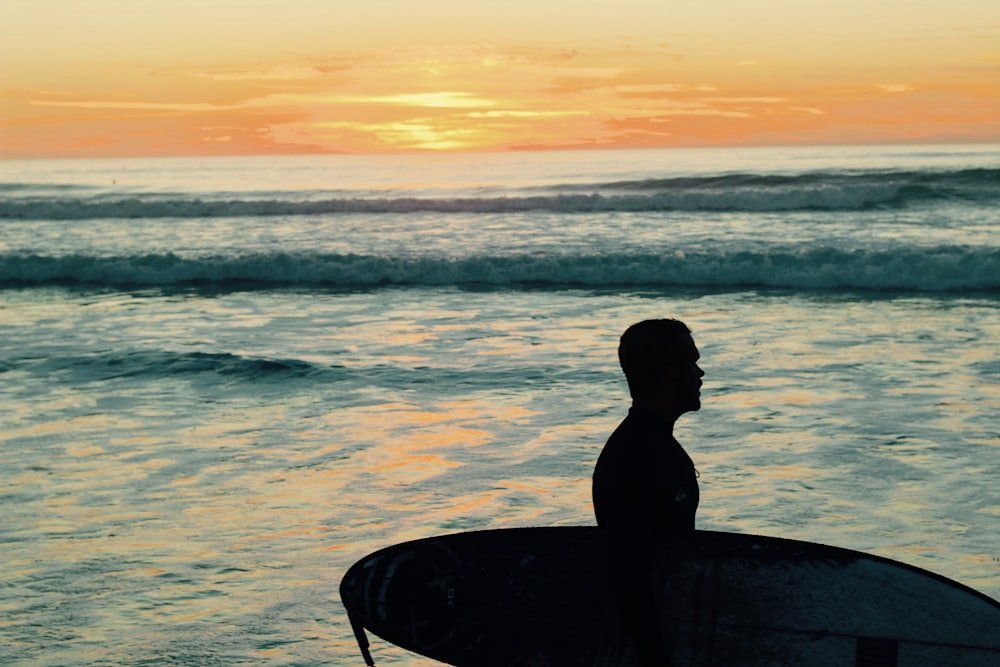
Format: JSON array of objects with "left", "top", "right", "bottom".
[
  {"left": 5, "top": 350, "right": 323, "bottom": 383},
  {"left": 2, "top": 247, "right": 997, "bottom": 292},
  {"left": 2, "top": 168, "right": 996, "bottom": 219}
]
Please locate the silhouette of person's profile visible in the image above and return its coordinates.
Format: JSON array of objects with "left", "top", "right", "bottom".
[{"left": 592, "top": 318, "right": 704, "bottom": 665}]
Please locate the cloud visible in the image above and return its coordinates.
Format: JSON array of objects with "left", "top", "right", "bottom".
[
  {"left": 875, "top": 84, "right": 916, "bottom": 93},
  {"left": 613, "top": 84, "right": 719, "bottom": 96},
  {"left": 466, "top": 110, "right": 586, "bottom": 118},
  {"left": 789, "top": 107, "right": 826, "bottom": 116},
  {"left": 330, "top": 92, "right": 496, "bottom": 108},
  {"left": 648, "top": 109, "right": 753, "bottom": 118},
  {"left": 30, "top": 100, "right": 229, "bottom": 111},
  {"left": 183, "top": 65, "right": 348, "bottom": 81},
  {"left": 705, "top": 97, "right": 787, "bottom": 104}
]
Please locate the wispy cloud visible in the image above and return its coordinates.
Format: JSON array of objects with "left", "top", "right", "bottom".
[
  {"left": 612, "top": 84, "right": 719, "bottom": 96},
  {"left": 466, "top": 110, "right": 586, "bottom": 118},
  {"left": 182, "top": 65, "right": 347, "bottom": 81},
  {"left": 330, "top": 92, "right": 496, "bottom": 108},
  {"left": 31, "top": 100, "right": 229, "bottom": 111},
  {"left": 874, "top": 84, "right": 916, "bottom": 93}
]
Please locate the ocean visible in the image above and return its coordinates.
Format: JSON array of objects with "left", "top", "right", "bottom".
[{"left": 1, "top": 144, "right": 998, "bottom": 665}]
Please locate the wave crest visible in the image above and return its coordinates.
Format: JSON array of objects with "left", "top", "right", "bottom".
[
  {"left": 2, "top": 248, "right": 997, "bottom": 292},
  {"left": 3, "top": 168, "right": 996, "bottom": 219}
]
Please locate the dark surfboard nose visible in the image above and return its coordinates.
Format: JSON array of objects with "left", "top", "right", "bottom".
[
  {"left": 339, "top": 559, "right": 365, "bottom": 615},
  {"left": 340, "top": 557, "right": 377, "bottom": 666}
]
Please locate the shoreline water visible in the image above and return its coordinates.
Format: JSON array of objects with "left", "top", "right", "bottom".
[{"left": 2, "top": 145, "right": 997, "bottom": 664}]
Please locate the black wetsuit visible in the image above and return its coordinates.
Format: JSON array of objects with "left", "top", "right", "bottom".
[
  {"left": 592, "top": 406, "right": 700, "bottom": 664},
  {"left": 593, "top": 406, "right": 699, "bottom": 544}
]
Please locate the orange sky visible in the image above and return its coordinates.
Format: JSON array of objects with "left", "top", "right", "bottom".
[{"left": 2, "top": 0, "right": 998, "bottom": 158}]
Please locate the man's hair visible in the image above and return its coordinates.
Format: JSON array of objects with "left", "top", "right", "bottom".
[{"left": 618, "top": 318, "right": 692, "bottom": 399}]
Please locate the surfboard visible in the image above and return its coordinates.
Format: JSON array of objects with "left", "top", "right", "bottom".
[{"left": 340, "top": 527, "right": 1000, "bottom": 666}]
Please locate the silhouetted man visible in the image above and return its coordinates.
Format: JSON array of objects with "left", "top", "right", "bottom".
[{"left": 592, "top": 318, "right": 704, "bottom": 665}]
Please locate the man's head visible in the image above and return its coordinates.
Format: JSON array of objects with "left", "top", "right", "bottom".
[{"left": 618, "top": 318, "right": 703, "bottom": 414}]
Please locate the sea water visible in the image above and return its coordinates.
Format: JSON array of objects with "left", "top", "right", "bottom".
[{"left": 1, "top": 145, "right": 998, "bottom": 665}]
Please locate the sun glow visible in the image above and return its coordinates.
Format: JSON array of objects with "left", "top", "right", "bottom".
[{"left": 2, "top": 1, "right": 998, "bottom": 157}]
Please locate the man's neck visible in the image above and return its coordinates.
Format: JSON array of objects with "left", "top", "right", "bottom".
[{"left": 631, "top": 398, "right": 679, "bottom": 432}]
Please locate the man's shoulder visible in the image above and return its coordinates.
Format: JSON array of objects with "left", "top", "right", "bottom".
[{"left": 607, "top": 408, "right": 665, "bottom": 445}]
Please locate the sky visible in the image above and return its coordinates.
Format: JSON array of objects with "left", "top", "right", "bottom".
[{"left": 1, "top": 0, "right": 998, "bottom": 158}]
